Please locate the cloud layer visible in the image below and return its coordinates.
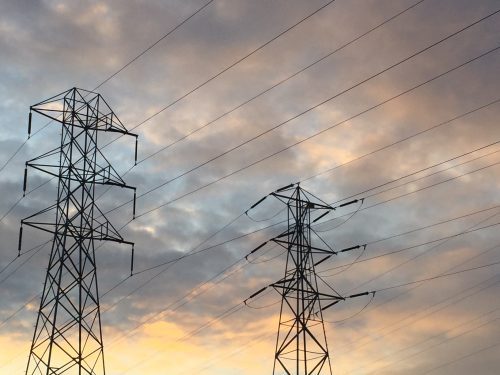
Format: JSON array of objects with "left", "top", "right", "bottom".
[{"left": 0, "top": 0, "right": 499, "bottom": 374}]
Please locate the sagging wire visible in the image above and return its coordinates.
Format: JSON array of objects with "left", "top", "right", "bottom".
[
  {"left": 246, "top": 207, "right": 285, "bottom": 223},
  {"left": 323, "top": 291, "right": 376, "bottom": 324},
  {"left": 244, "top": 188, "right": 288, "bottom": 223},
  {"left": 245, "top": 289, "right": 281, "bottom": 310},
  {"left": 246, "top": 300, "right": 281, "bottom": 310},
  {"left": 0, "top": 241, "right": 50, "bottom": 286},
  {"left": 314, "top": 198, "right": 365, "bottom": 232},
  {"left": 319, "top": 244, "right": 368, "bottom": 278},
  {"left": 247, "top": 243, "right": 286, "bottom": 265},
  {"left": 243, "top": 286, "right": 281, "bottom": 310},
  {"left": 244, "top": 183, "right": 298, "bottom": 222}
]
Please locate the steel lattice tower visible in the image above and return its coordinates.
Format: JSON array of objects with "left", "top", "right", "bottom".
[
  {"left": 269, "top": 184, "right": 343, "bottom": 375},
  {"left": 19, "top": 88, "right": 137, "bottom": 375},
  {"left": 245, "top": 185, "right": 369, "bottom": 374}
]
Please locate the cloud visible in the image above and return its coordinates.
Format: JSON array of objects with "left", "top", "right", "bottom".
[{"left": 0, "top": 0, "right": 499, "bottom": 374}]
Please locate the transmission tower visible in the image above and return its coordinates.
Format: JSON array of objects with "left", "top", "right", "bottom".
[
  {"left": 245, "top": 184, "right": 368, "bottom": 375},
  {"left": 18, "top": 88, "right": 137, "bottom": 375}
]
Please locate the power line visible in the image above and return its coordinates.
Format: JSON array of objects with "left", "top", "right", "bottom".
[
  {"left": 125, "top": 45, "right": 500, "bottom": 219},
  {"left": 44, "top": 0, "right": 344, "bottom": 206},
  {"left": 317, "top": 159, "right": 500, "bottom": 233},
  {"left": 0, "top": 0, "right": 451, "bottom": 232},
  {"left": 0, "top": 294, "right": 39, "bottom": 331},
  {"left": 13, "top": 174, "right": 490, "bottom": 374},
  {"left": 119, "top": 0, "right": 338, "bottom": 136},
  {"left": 326, "top": 139, "right": 500, "bottom": 206},
  {"left": 94, "top": 142, "right": 500, "bottom": 370},
  {"left": 194, "top": 272, "right": 500, "bottom": 375},
  {"left": 95, "top": 203, "right": 494, "bottom": 374},
  {"left": 321, "top": 208, "right": 500, "bottom": 293},
  {"left": 14, "top": 213, "right": 255, "bottom": 363},
  {"left": 0, "top": 0, "right": 215, "bottom": 179},
  {"left": 71, "top": 191, "right": 500, "bottom": 368},
  {"left": 2, "top": 135, "right": 496, "bottom": 374},
  {"left": 104, "top": 233, "right": 286, "bottom": 350},
  {"left": 185, "top": 332, "right": 277, "bottom": 375},
  {"left": 260, "top": 139, "right": 500, "bottom": 232},
  {"left": 187, "top": 238, "right": 498, "bottom": 375},
  {"left": 4, "top": 141, "right": 496, "bottom": 334},
  {"left": 1, "top": 228, "right": 268, "bottom": 369},
  {"left": 132, "top": 217, "right": 279, "bottom": 275},
  {"left": 0, "top": 214, "right": 276, "bottom": 334},
  {"left": 89, "top": 205, "right": 500, "bottom": 352},
  {"left": 304, "top": 104, "right": 500, "bottom": 184},
  {"left": 336, "top": 262, "right": 498, "bottom": 360},
  {"left": 89, "top": 0, "right": 429, "bottom": 207},
  {"left": 0, "top": 242, "right": 49, "bottom": 286},
  {"left": 362, "top": 306, "right": 500, "bottom": 374},
  {"left": 108, "top": 258, "right": 248, "bottom": 344},
  {"left": 0, "top": 141, "right": 27, "bottom": 174},
  {"left": 2, "top": 133, "right": 496, "bottom": 287},
  {"left": 335, "top": 269, "right": 500, "bottom": 359},
  {"left": 137, "top": 153, "right": 500, "bottom": 268},
  {"left": 118, "top": 244, "right": 500, "bottom": 374},
  {"left": 318, "top": 205, "right": 500, "bottom": 266},
  {"left": 372, "top": 260, "right": 500, "bottom": 293},
  {"left": 137, "top": 0, "right": 428, "bottom": 164},
  {"left": 129, "top": 4, "right": 500, "bottom": 168},
  {"left": 118, "top": 302, "right": 246, "bottom": 374},
  {"left": 68, "top": 0, "right": 428, "bottom": 224},
  {"left": 4, "top": 68, "right": 496, "bottom": 288},
  {"left": 217, "top": 262, "right": 500, "bottom": 374},
  {"left": 93, "top": 0, "right": 214, "bottom": 91},
  {"left": 3, "top": 142, "right": 496, "bottom": 333},
  {"left": 110, "top": 202, "right": 500, "bottom": 370},
  {"left": 366, "top": 205, "right": 500, "bottom": 246},
  {"left": 0, "top": 0, "right": 340, "bottom": 275},
  {"left": 314, "top": 147, "right": 500, "bottom": 232},
  {"left": 3, "top": 6, "right": 496, "bottom": 260},
  {"left": 0, "top": 0, "right": 216, "bottom": 228},
  {"left": 319, "top": 221, "right": 500, "bottom": 274},
  {"left": 2, "top": 185, "right": 278, "bottom": 362},
  {"left": 0, "top": 1, "right": 338, "bottom": 225},
  {"left": 131, "top": 161, "right": 500, "bottom": 284},
  {"left": 419, "top": 340, "right": 500, "bottom": 375},
  {"left": 1, "top": 4, "right": 498, "bottom": 374},
  {"left": 99, "top": 212, "right": 248, "bottom": 317},
  {"left": 0, "top": 176, "right": 55, "bottom": 226}
]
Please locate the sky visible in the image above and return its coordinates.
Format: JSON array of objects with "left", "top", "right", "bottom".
[{"left": 0, "top": 0, "right": 499, "bottom": 374}]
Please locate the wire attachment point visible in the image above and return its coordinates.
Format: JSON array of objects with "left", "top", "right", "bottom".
[
  {"left": 17, "top": 225, "right": 23, "bottom": 257},
  {"left": 313, "top": 210, "right": 331, "bottom": 223},
  {"left": 23, "top": 165, "right": 28, "bottom": 197},
  {"left": 275, "top": 183, "right": 295, "bottom": 193},
  {"left": 244, "top": 286, "right": 268, "bottom": 305},
  {"left": 245, "top": 241, "right": 268, "bottom": 260},
  {"left": 134, "top": 136, "right": 138, "bottom": 165},
  {"left": 338, "top": 199, "right": 359, "bottom": 208},
  {"left": 130, "top": 244, "right": 135, "bottom": 277},
  {"left": 28, "top": 111, "right": 32, "bottom": 139},
  {"left": 248, "top": 196, "right": 267, "bottom": 211},
  {"left": 132, "top": 189, "right": 137, "bottom": 220}
]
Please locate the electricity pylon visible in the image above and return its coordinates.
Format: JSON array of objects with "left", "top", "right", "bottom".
[
  {"left": 245, "top": 183, "right": 368, "bottom": 375},
  {"left": 19, "top": 88, "right": 137, "bottom": 375}
]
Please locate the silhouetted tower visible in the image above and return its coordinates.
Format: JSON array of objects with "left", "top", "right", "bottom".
[
  {"left": 245, "top": 184, "right": 370, "bottom": 374},
  {"left": 19, "top": 88, "right": 137, "bottom": 375},
  {"left": 269, "top": 184, "right": 341, "bottom": 375}
]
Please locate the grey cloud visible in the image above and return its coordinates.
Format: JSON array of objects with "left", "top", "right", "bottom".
[{"left": 1, "top": 0, "right": 499, "bottom": 373}]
